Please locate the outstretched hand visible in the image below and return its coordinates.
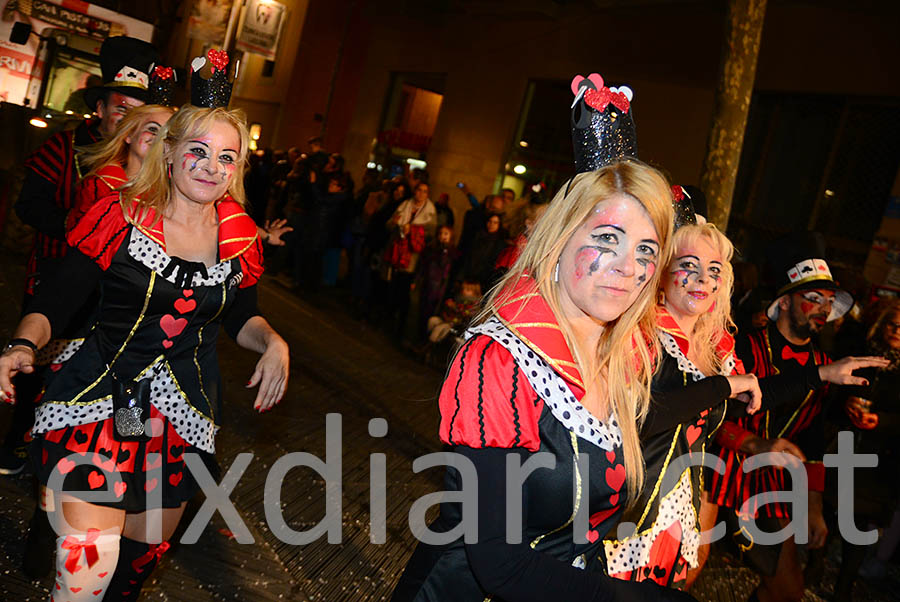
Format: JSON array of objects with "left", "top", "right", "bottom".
[
  {"left": 819, "top": 355, "right": 890, "bottom": 386},
  {"left": 246, "top": 337, "right": 289, "bottom": 412},
  {"left": 263, "top": 219, "right": 293, "bottom": 246},
  {"left": 0, "top": 348, "right": 36, "bottom": 404}
]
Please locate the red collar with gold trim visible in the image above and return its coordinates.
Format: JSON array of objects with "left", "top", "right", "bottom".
[
  {"left": 493, "top": 275, "right": 585, "bottom": 393},
  {"left": 95, "top": 163, "right": 127, "bottom": 190},
  {"left": 127, "top": 195, "right": 262, "bottom": 287},
  {"left": 656, "top": 304, "right": 735, "bottom": 360}
]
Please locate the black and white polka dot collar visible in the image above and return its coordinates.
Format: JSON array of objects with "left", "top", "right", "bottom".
[
  {"left": 467, "top": 318, "right": 622, "bottom": 451},
  {"left": 658, "top": 330, "right": 736, "bottom": 381},
  {"left": 129, "top": 228, "right": 232, "bottom": 288}
]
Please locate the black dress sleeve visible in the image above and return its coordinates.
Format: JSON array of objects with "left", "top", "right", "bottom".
[
  {"left": 222, "top": 284, "right": 261, "bottom": 340},
  {"left": 642, "top": 376, "right": 731, "bottom": 437},
  {"left": 457, "top": 446, "right": 696, "bottom": 602},
  {"left": 15, "top": 169, "right": 68, "bottom": 240},
  {"left": 26, "top": 248, "right": 102, "bottom": 338},
  {"left": 755, "top": 363, "right": 822, "bottom": 412}
]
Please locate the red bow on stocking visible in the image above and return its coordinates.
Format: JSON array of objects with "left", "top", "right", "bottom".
[
  {"left": 132, "top": 541, "right": 170, "bottom": 573},
  {"left": 781, "top": 346, "right": 809, "bottom": 365},
  {"left": 60, "top": 529, "right": 101, "bottom": 574}
]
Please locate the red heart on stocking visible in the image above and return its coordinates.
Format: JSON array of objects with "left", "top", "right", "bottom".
[
  {"left": 586, "top": 529, "right": 599, "bottom": 543},
  {"left": 183, "top": 289, "right": 193, "bottom": 297},
  {"left": 162, "top": 340, "right": 174, "bottom": 349},
  {"left": 169, "top": 472, "right": 183, "bottom": 486},
  {"left": 114, "top": 481, "right": 128, "bottom": 497},
  {"left": 145, "top": 478, "right": 158, "bottom": 492},
  {"left": 57, "top": 458, "right": 76, "bottom": 474}
]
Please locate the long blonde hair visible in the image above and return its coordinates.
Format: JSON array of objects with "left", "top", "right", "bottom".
[
  {"left": 121, "top": 105, "right": 250, "bottom": 219},
  {"left": 482, "top": 160, "right": 675, "bottom": 501},
  {"left": 78, "top": 105, "right": 175, "bottom": 177},
  {"left": 668, "top": 223, "right": 736, "bottom": 373}
]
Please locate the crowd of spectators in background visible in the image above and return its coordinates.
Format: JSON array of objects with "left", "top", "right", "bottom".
[{"left": 243, "top": 137, "right": 549, "bottom": 359}]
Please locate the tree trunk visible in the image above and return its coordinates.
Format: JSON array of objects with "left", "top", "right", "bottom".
[{"left": 700, "top": 0, "right": 768, "bottom": 229}]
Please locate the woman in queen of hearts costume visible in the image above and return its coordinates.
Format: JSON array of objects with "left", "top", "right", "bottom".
[
  {"left": 604, "top": 203, "right": 760, "bottom": 589},
  {"left": 0, "top": 50, "right": 290, "bottom": 601},
  {"left": 604, "top": 193, "right": 887, "bottom": 592},
  {"left": 391, "top": 73, "right": 693, "bottom": 601}
]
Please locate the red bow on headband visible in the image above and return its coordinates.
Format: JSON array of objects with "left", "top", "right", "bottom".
[
  {"left": 781, "top": 346, "right": 809, "bottom": 365},
  {"left": 584, "top": 87, "right": 631, "bottom": 114},
  {"left": 60, "top": 529, "right": 101, "bottom": 574}
]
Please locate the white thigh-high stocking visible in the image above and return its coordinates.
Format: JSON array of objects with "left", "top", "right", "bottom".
[{"left": 51, "top": 530, "right": 120, "bottom": 602}]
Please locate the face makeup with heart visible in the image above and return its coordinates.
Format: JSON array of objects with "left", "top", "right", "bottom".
[
  {"left": 664, "top": 236, "right": 723, "bottom": 319},
  {"left": 784, "top": 288, "right": 835, "bottom": 338},
  {"left": 170, "top": 120, "right": 241, "bottom": 205},
  {"left": 127, "top": 108, "right": 174, "bottom": 163},
  {"left": 557, "top": 193, "right": 660, "bottom": 324}
]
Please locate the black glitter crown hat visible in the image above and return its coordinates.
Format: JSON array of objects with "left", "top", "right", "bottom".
[
  {"left": 190, "top": 49, "right": 234, "bottom": 108},
  {"left": 570, "top": 73, "right": 637, "bottom": 174},
  {"left": 671, "top": 185, "right": 698, "bottom": 229},
  {"left": 148, "top": 65, "right": 176, "bottom": 106}
]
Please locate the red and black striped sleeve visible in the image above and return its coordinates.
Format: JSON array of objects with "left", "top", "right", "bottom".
[
  {"left": 439, "top": 335, "right": 543, "bottom": 451},
  {"left": 23, "top": 131, "right": 68, "bottom": 183},
  {"left": 16, "top": 132, "right": 72, "bottom": 240}
]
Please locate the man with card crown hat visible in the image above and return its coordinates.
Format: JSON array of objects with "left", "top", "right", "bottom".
[{"left": 705, "top": 232, "right": 877, "bottom": 601}]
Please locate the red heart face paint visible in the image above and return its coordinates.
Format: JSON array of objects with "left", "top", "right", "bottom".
[
  {"left": 169, "top": 120, "right": 241, "bottom": 205},
  {"left": 787, "top": 289, "right": 835, "bottom": 336},
  {"left": 663, "top": 236, "right": 723, "bottom": 319},
  {"left": 557, "top": 194, "right": 660, "bottom": 324}
]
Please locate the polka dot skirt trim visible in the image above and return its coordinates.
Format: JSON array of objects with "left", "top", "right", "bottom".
[
  {"left": 467, "top": 318, "right": 622, "bottom": 451},
  {"left": 151, "top": 363, "right": 218, "bottom": 453},
  {"left": 129, "top": 228, "right": 232, "bottom": 288},
  {"left": 33, "top": 360, "right": 218, "bottom": 453},
  {"left": 34, "top": 397, "right": 113, "bottom": 435},
  {"left": 603, "top": 469, "right": 700, "bottom": 573},
  {"left": 658, "top": 331, "right": 736, "bottom": 381},
  {"left": 35, "top": 338, "right": 84, "bottom": 366}
]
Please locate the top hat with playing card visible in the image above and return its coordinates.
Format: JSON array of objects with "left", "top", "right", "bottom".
[
  {"left": 84, "top": 36, "right": 161, "bottom": 110},
  {"left": 765, "top": 231, "right": 853, "bottom": 322}
]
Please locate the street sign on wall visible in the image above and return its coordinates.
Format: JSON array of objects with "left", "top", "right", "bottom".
[{"left": 235, "top": 0, "right": 287, "bottom": 61}]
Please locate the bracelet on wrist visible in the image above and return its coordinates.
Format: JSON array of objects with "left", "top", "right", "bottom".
[{"left": 3, "top": 338, "right": 37, "bottom": 354}]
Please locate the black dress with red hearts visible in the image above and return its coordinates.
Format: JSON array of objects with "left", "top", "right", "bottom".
[
  {"left": 603, "top": 310, "right": 734, "bottom": 590},
  {"left": 27, "top": 192, "right": 263, "bottom": 511},
  {"left": 391, "top": 276, "right": 691, "bottom": 602}
]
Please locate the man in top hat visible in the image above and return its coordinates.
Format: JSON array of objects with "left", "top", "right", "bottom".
[
  {"left": 704, "top": 232, "right": 886, "bottom": 601},
  {"left": 2, "top": 35, "right": 158, "bottom": 577}
]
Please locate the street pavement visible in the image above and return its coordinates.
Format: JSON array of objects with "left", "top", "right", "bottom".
[{"left": 0, "top": 247, "right": 898, "bottom": 601}]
